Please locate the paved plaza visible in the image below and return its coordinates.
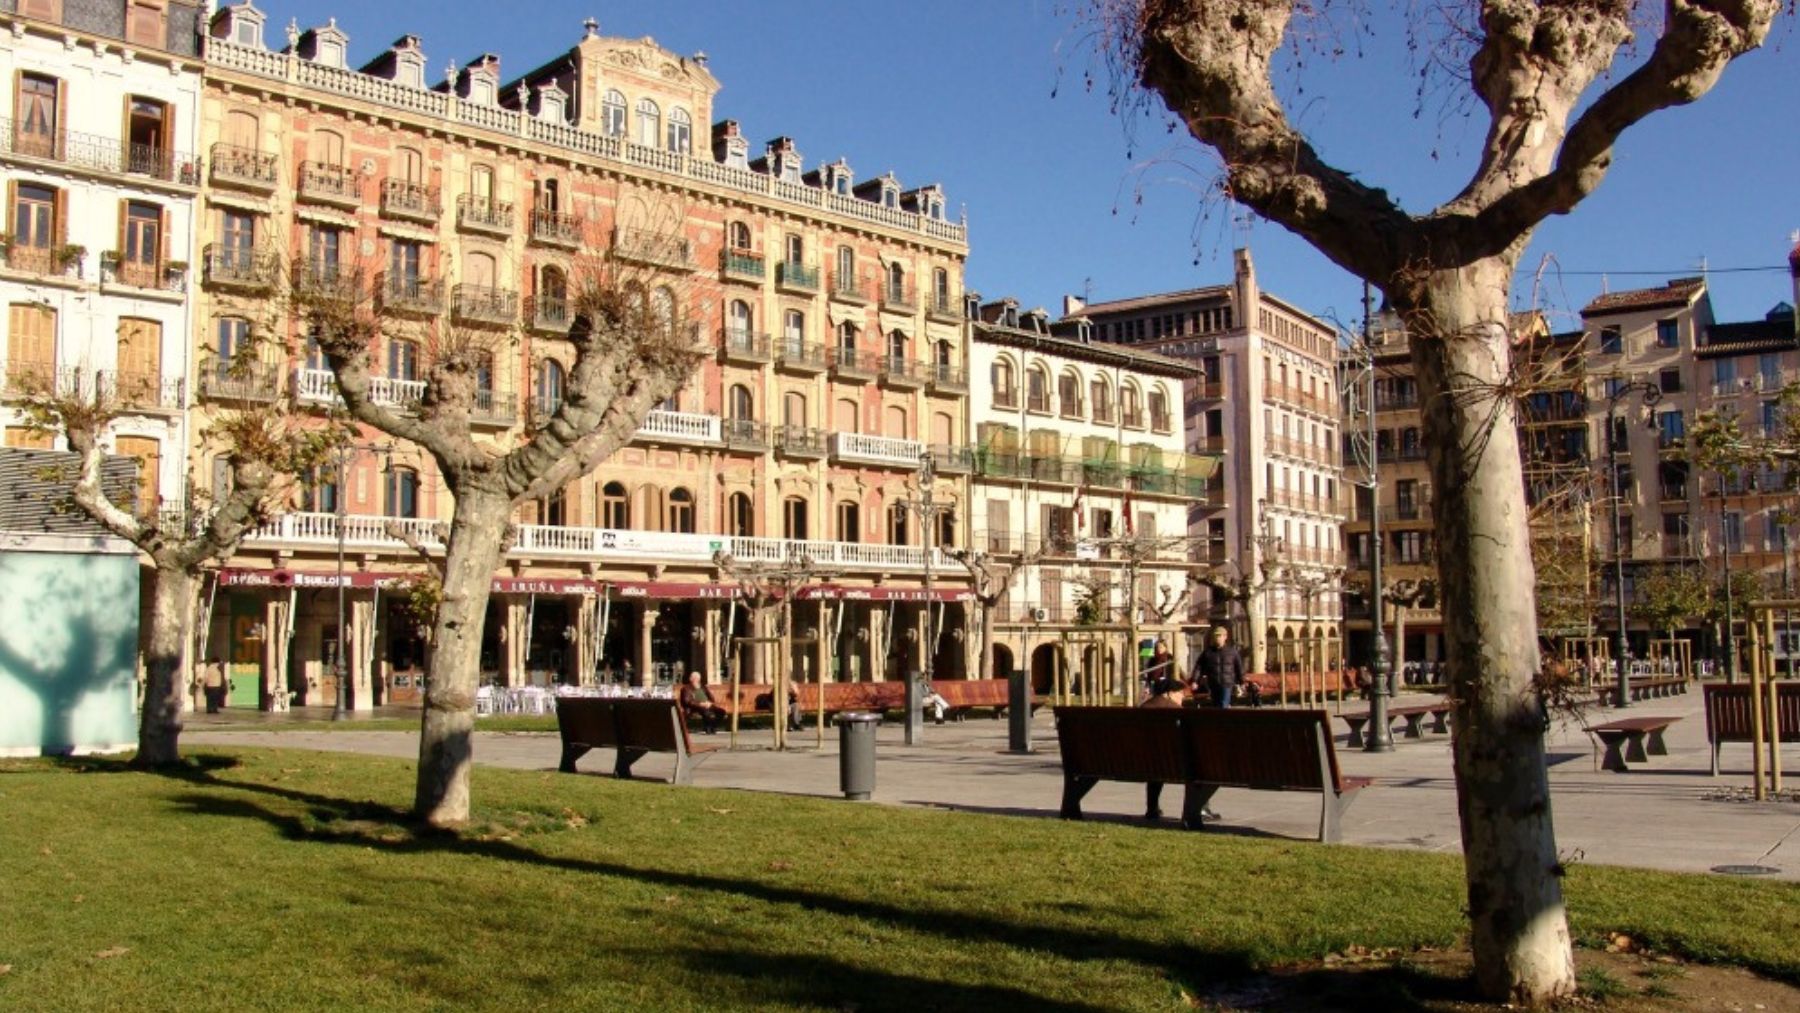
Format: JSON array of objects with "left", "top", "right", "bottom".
[{"left": 186, "top": 689, "right": 1800, "bottom": 880}]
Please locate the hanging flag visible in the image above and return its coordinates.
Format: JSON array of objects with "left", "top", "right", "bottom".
[
  {"left": 1122, "top": 487, "right": 1135, "bottom": 536},
  {"left": 1073, "top": 484, "right": 1085, "bottom": 531}
]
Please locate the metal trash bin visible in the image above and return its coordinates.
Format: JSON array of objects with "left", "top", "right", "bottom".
[{"left": 836, "top": 710, "right": 882, "bottom": 800}]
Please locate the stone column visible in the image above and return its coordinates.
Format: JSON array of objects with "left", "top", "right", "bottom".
[
  {"left": 502, "top": 598, "right": 527, "bottom": 687},
  {"left": 349, "top": 598, "right": 376, "bottom": 712},
  {"left": 700, "top": 603, "right": 720, "bottom": 684},
  {"left": 638, "top": 605, "right": 659, "bottom": 687},
  {"left": 573, "top": 596, "right": 597, "bottom": 686}
]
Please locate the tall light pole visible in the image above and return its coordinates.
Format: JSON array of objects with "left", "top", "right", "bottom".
[
  {"left": 899, "top": 451, "right": 953, "bottom": 681},
  {"left": 1359, "top": 283, "right": 1394, "bottom": 752},
  {"left": 1603, "top": 376, "right": 1661, "bottom": 708},
  {"left": 332, "top": 443, "right": 350, "bottom": 722}
]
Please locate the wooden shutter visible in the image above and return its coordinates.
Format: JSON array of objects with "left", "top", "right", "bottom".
[
  {"left": 9, "top": 303, "right": 55, "bottom": 365},
  {"left": 114, "top": 436, "right": 161, "bottom": 516},
  {"left": 159, "top": 205, "right": 170, "bottom": 270},
  {"left": 52, "top": 186, "right": 66, "bottom": 248},
  {"left": 116, "top": 198, "right": 128, "bottom": 265}
]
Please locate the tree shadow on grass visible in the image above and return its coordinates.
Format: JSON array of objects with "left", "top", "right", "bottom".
[{"left": 85, "top": 756, "right": 1479, "bottom": 1010}]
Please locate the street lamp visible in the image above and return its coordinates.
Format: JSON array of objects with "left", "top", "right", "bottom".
[
  {"left": 1349, "top": 285, "right": 1395, "bottom": 752},
  {"left": 1602, "top": 376, "right": 1662, "bottom": 708}
]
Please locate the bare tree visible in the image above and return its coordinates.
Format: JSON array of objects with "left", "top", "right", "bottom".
[
  {"left": 18, "top": 370, "right": 341, "bottom": 767},
  {"left": 1191, "top": 557, "right": 1275, "bottom": 671},
  {"left": 947, "top": 546, "right": 1048, "bottom": 681},
  {"left": 296, "top": 244, "right": 704, "bottom": 826},
  {"left": 1101, "top": 0, "right": 1778, "bottom": 1000}
]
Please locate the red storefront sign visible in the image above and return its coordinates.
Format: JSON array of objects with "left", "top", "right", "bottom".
[
  {"left": 799, "top": 585, "right": 974, "bottom": 603},
  {"left": 217, "top": 569, "right": 602, "bottom": 595},
  {"left": 609, "top": 581, "right": 743, "bottom": 600}
]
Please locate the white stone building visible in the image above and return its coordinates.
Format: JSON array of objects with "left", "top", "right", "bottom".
[
  {"left": 0, "top": 0, "right": 205, "bottom": 516},
  {"left": 966, "top": 295, "right": 1215, "bottom": 694}
]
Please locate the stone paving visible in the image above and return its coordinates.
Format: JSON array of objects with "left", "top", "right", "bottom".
[{"left": 186, "top": 687, "right": 1800, "bottom": 880}]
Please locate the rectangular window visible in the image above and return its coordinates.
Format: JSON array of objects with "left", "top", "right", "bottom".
[
  {"left": 15, "top": 73, "right": 60, "bottom": 159},
  {"left": 122, "top": 201, "right": 162, "bottom": 285},
  {"left": 1599, "top": 326, "right": 1622, "bottom": 354},
  {"left": 1043, "top": 504, "right": 1075, "bottom": 552},
  {"left": 308, "top": 226, "right": 342, "bottom": 277},
  {"left": 1658, "top": 368, "right": 1682, "bottom": 394},
  {"left": 1714, "top": 358, "right": 1738, "bottom": 387},
  {"left": 1655, "top": 318, "right": 1678, "bottom": 348},
  {"left": 125, "top": 0, "right": 167, "bottom": 48},
  {"left": 125, "top": 96, "right": 171, "bottom": 177},
  {"left": 1657, "top": 410, "right": 1685, "bottom": 448},
  {"left": 1394, "top": 530, "right": 1424, "bottom": 564},
  {"left": 6, "top": 303, "right": 56, "bottom": 389}
]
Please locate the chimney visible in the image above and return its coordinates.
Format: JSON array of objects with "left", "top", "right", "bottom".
[{"left": 1063, "top": 294, "right": 1085, "bottom": 317}]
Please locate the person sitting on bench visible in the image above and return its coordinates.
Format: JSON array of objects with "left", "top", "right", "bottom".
[
  {"left": 680, "top": 671, "right": 722, "bottom": 735},
  {"left": 1139, "top": 676, "right": 1191, "bottom": 821}
]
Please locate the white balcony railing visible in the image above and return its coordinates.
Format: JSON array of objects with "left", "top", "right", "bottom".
[
  {"left": 244, "top": 512, "right": 952, "bottom": 571},
  {"left": 831, "top": 432, "right": 925, "bottom": 467},
  {"left": 636, "top": 409, "right": 721, "bottom": 444},
  {"left": 295, "top": 367, "right": 425, "bottom": 408}
]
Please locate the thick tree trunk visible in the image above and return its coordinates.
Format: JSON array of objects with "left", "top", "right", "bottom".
[
  {"left": 134, "top": 565, "right": 197, "bottom": 767},
  {"left": 976, "top": 601, "right": 995, "bottom": 682},
  {"left": 413, "top": 487, "right": 510, "bottom": 826},
  {"left": 1403, "top": 259, "right": 1575, "bottom": 1002}
]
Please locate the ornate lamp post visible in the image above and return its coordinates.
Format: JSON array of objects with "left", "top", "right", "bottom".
[{"left": 1602, "top": 376, "right": 1662, "bottom": 708}]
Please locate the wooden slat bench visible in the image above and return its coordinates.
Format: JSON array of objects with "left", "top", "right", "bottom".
[
  {"left": 1705, "top": 682, "right": 1800, "bottom": 776},
  {"left": 1055, "top": 706, "right": 1369, "bottom": 843},
  {"left": 1340, "top": 701, "right": 1454, "bottom": 748},
  {"left": 708, "top": 682, "right": 776, "bottom": 718},
  {"left": 930, "top": 679, "right": 1045, "bottom": 720},
  {"left": 556, "top": 697, "right": 717, "bottom": 785},
  {"left": 1053, "top": 707, "right": 1190, "bottom": 823},
  {"left": 795, "top": 680, "right": 909, "bottom": 717},
  {"left": 1586, "top": 716, "right": 1680, "bottom": 772}
]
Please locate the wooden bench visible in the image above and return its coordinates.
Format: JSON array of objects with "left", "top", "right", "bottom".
[
  {"left": 1340, "top": 701, "right": 1454, "bottom": 748},
  {"left": 795, "top": 680, "right": 909, "bottom": 717},
  {"left": 707, "top": 682, "right": 776, "bottom": 718},
  {"left": 1705, "top": 682, "right": 1800, "bottom": 776},
  {"left": 1055, "top": 706, "right": 1369, "bottom": 843},
  {"left": 1586, "top": 716, "right": 1680, "bottom": 772},
  {"left": 930, "top": 679, "right": 1045, "bottom": 720},
  {"left": 555, "top": 697, "right": 717, "bottom": 785}
]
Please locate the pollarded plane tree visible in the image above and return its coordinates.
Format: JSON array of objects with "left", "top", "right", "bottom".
[
  {"left": 17, "top": 327, "right": 344, "bottom": 767},
  {"left": 294, "top": 241, "right": 705, "bottom": 826},
  {"left": 1097, "top": 0, "right": 1778, "bottom": 1002}
]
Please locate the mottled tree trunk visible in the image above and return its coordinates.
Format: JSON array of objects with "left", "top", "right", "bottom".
[
  {"left": 1245, "top": 593, "right": 1266, "bottom": 674},
  {"left": 1403, "top": 259, "right": 1574, "bottom": 1001},
  {"left": 414, "top": 487, "right": 510, "bottom": 826},
  {"left": 976, "top": 601, "right": 995, "bottom": 682},
  {"left": 134, "top": 565, "right": 198, "bottom": 767}
]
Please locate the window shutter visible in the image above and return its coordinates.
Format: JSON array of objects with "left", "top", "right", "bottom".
[
  {"left": 159, "top": 205, "right": 170, "bottom": 269},
  {"left": 52, "top": 187, "right": 67, "bottom": 248},
  {"left": 116, "top": 198, "right": 128, "bottom": 264},
  {"left": 4, "top": 179, "right": 15, "bottom": 255},
  {"left": 53, "top": 75, "right": 66, "bottom": 159}
]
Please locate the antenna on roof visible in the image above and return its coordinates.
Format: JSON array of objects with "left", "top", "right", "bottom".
[{"left": 1083, "top": 277, "right": 1092, "bottom": 304}]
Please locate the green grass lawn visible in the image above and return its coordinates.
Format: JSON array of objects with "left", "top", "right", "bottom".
[{"left": 0, "top": 749, "right": 1795, "bottom": 1012}]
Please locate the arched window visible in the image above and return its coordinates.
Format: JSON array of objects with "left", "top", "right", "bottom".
[
  {"left": 886, "top": 261, "right": 906, "bottom": 303},
  {"left": 384, "top": 467, "right": 419, "bottom": 519},
  {"left": 668, "top": 487, "right": 695, "bottom": 533},
  {"left": 783, "top": 391, "right": 807, "bottom": 427},
  {"left": 464, "top": 250, "right": 496, "bottom": 289},
  {"left": 937, "top": 509, "right": 956, "bottom": 549},
  {"left": 837, "top": 501, "right": 861, "bottom": 543},
  {"left": 601, "top": 89, "right": 627, "bottom": 137},
  {"left": 650, "top": 285, "right": 676, "bottom": 335},
  {"left": 729, "top": 383, "right": 754, "bottom": 421},
  {"left": 727, "top": 220, "right": 751, "bottom": 251},
  {"left": 310, "top": 128, "right": 344, "bottom": 165},
  {"left": 666, "top": 106, "right": 692, "bottom": 153},
  {"left": 537, "top": 176, "right": 561, "bottom": 213},
  {"left": 601, "top": 481, "right": 629, "bottom": 528},
  {"left": 727, "top": 299, "right": 752, "bottom": 340},
  {"left": 470, "top": 163, "right": 494, "bottom": 201},
  {"left": 991, "top": 357, "right": 1016, "bottom": 408},
  {"left": 396, "top": 146, "right": 424, "bottom": 183},
  {"left": 934, "top": 339, "right": 952, "bottom": 368},
  {"left": 1058, "top": 371, "right": 1082, "bottom": 418},
  {"left": 728, "top": 492, "right": 753, "bottom": 537},
  {"left": 1148, "top": 387, "right": 1171, "bottom": 431},
  {"left": 1120, "top": 384, "right": 1143, "bottom": 427},
  {"left": 1026, "top": 366, "right": 1049, "bottom": 412},
  {"left": 1090, "top": 377, "right": 1113, "bottom": 423},
  {"left": 635, "top": 98, "right": 661, "bottom": 148},
  {"left": 836, "top": 321, "right": 858, "bottom": 353},
  {"left": 536, "top": 358, "right": 565, "bottom": 415},
  {"left": 887, "top": 330, "right": 908, "bottom": 364},
  {"left": 932, "top": 267, "right": 950, "bottom": 312},
  {"left": 538, "top": 486, "right": 567, "bottom": 528}
]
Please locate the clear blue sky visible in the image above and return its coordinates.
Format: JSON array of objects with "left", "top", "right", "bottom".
[{"left": 267, "top": 1, "right": 1798, "bottom": 333}]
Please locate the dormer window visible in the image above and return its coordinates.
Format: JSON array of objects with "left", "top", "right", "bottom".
[
  {"left": 714, "top": 120, "right": 749, "bottom": 169},
  {"left": 764, "top": 138, "right": 802, "bottom": 185},
  {"left": 232, "top": 16, "right": 261, "bottom": 46},
  {"left": 398, "top": 60, "right": 424, "bottom": 88},
  {"left": 883, "top": 186, "right": 898, "bottom": 209},
  {"left": 819, "top": 159, "right": 853, "bottom": 196},
  {"left": 471, "top": 76, "right": 495, "bottom": 105},
  {"left": 536, "top": 83, "right": 569, "bottom": 124},
  {"left": 602, "top": 90, "right": 627, "bottom": 138},
  {"left": 317, "top": 38, "right": 344, "bottom": 67}
]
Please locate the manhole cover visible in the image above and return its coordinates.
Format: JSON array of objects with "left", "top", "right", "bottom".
[{"left": 1711, "top": 864, "right": 1781, "bottom": 876}]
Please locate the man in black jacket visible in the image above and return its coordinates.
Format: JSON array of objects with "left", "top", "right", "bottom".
[{"left": 1192, "top": 626, "right": 1245, "bottom": 709}]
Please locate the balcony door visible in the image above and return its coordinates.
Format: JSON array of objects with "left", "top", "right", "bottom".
[
  {"left": 125, "top": 96, "right": 171, "bottom": 176},
  {"left": 16, "top": 73, "right": 60, "bottom": 159},
  {"left": 116, "top": 318, "right": 162, "bottom": 402},
  {"left": 114, "top": 435, "right": 161, "bottom": 516},
  {"left": 6, "top": 303, "right": 55, "bottom": 388}
]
